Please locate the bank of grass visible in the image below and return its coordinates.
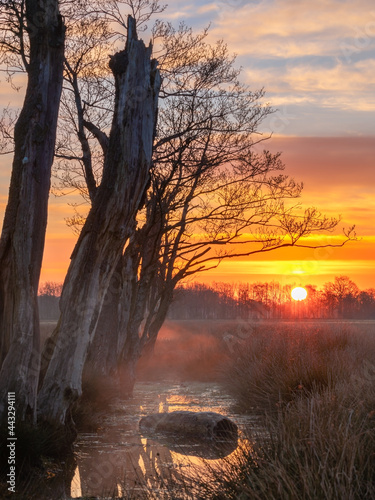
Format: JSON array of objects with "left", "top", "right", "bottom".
[
  {"left": 223, "top": 322, "right": 375, "bottom": 413},
  {"left": 202, "top": 322, "right": 375, "bottom": 499}
]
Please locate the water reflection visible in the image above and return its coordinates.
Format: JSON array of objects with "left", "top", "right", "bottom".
[
  {"left": 71, "top": 382, "right": 254, "bottom": 498},
  {"left": 72, "top": 436, "right": 184, "bottom": 497},
  {"left": 150, "top": 436, "right": 238, "bottom": 460}
]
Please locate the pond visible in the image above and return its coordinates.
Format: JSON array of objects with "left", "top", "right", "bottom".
[{"left": 68, "top": 381, "right": 256, "bottom": 499}]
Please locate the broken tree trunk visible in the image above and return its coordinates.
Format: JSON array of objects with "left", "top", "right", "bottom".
[
  {"left": 84, "top": 203, "right": 165, "bottom": 397},
  {"left": 37, "top": 16, "right": 160, "bottom": 431},
  {"left": 0, "top": 0, "right": 65, "bottom": 422}
]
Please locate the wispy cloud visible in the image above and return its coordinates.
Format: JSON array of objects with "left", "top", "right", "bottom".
[
  {"left": 164, "top": 0, "right": 375, "bottom": 135},
  {"left": 211, "top": 0, "right": 375, "bottom": 58},
  {"left": 253, "top": 59, "right": 375, "bottom": 111}
]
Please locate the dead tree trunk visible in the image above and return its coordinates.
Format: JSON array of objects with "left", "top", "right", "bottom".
[
  {"left": 84, "top": 200, "right": 164, "bottom": 396},
  {"left": 84, "top": 258, "right": 124, "bottom": 377},
  {"left": 37, "top": 17, "right": 160, "bottom": 429},
  {"left": 0, "top": 0, "right": 65, "bottom": 421}
]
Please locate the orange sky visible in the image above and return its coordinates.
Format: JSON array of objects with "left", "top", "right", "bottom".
[
  {"left": 29, "top": 135, "right": 373, "bottom": 290},
  {"left": 186, "top": 135, "right": 375, "bottom": 290},
  {"left": 0, "top": 0, "right": 374, "bottom": 290}
]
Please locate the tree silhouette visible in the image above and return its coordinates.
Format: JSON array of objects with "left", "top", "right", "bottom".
[
  {"left": 0, "top": 0, "right": 65, "bottom": 421},
  {"left": 49, "top": 1, "right": 355, "bottom": 398},
  {"left": 37, "top": 15, "right": 160, "bottom": 435}
]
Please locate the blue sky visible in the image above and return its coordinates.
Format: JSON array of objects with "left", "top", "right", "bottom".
[{"left": 161, "top": 0, "right": 375, "bottom": 137}]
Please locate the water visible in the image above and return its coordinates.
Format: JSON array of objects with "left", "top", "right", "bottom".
[{"left": 70, "top": 381, "right": 256, "bottom": 498}]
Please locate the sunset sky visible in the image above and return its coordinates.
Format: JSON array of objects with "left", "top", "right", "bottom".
[{"left": 0, "top": 0, "right": 374, "bottom": 289}]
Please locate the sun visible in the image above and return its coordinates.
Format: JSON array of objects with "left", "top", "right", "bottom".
[{"left": 291, "top": 287, "right": 307, "bottom": 301}]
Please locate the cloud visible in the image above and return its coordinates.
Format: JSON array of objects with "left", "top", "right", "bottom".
[
  {"left": 265, "top": 136, "right": 375, "bottom": 188},
  {"left": 258, "top": 59, "right": 375, "bottom": 111},
  {"left": 211, "top": 0, "right": 375, "bottom": 58},
  {"left": 259, "top": 136, "right": 375, "bottom": 241},
  {"left": 161, "top": 0, "right": 375, "bottom": 134}
]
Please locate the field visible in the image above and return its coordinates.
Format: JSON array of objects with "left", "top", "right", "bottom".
[{"left": 32, "top": 320, "right": 375, "bottom": 499}]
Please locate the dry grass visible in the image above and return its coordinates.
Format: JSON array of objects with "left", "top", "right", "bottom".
[
  {"left": 223, "top": 322, "right": 375, "bottom": 413},
  {"left": 203, "top": 322, "right": 375, "bottom": 499},
  {"left": 198, "top": 382, "right": 375, "bottom": 499}
]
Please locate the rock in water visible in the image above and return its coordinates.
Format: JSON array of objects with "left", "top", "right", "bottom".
[{"left": 139, "top": 411, "right": 238, "bottom": 440}]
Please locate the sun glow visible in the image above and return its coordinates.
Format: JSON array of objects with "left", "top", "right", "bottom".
[{"left": 291, "top": 287, "right": 307, "bottom": 301}]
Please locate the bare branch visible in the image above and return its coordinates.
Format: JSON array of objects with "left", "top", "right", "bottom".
[{"left": 83, "top": 119, "right": 109, "bottom": 155}]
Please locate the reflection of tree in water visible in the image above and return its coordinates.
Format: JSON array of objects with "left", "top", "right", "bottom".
[
  {"left": 70, "top": 383, "right": 243, "bottom": 497},
  {"left": 73, "top": 433, "right": 185, "bottom": 497},
  {"left": 72, "top": 429, "right": 238, "bottom": 497}
]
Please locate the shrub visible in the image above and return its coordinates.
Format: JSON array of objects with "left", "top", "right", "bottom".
[{"left": 199, "top": 378, "right": 375, "bottom": 499}]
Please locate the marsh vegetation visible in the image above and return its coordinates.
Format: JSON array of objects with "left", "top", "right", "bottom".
[{"left": 2, "top": 319, "right": 375, "bottom": 499}]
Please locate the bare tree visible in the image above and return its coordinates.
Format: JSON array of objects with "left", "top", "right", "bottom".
[
  {"left": 0, "top": 0, "right": 65, "bottom": 422},
  {"left": 323, "top": 275, "right": 359, "bottom": 317},
  {"left": 39, "top": 282, "right": 63, "bottom": 297},
  {"left": 37, "top": 16, "right": 160, "bottom": 432},
  {"left": 34, "top": 1, "right": 355, "bottom": 411},
  {"left": 38, "top": 282, "right": 62, "bottom": 321},
  {"left": 57, "top": 15, "right": 355, "bottom": 393}
]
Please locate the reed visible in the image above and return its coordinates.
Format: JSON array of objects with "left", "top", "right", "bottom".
[{"left": 204, "top": 322, "right": 375, "bottom": 499}]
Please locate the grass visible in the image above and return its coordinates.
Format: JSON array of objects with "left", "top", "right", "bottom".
[
  {"left": 197, "top": 383, "right": 375, "bottom": 499},
  {"left": 201, "top": 322, "right": 375, "bottom": 499},
  {"left": 223, "top": 322, "right": 375, "bottom": 413}
]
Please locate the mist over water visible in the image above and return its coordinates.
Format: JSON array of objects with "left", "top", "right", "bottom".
[
  {"left": 34, "top": 319, "right": 259, "bottom": 498},
  {"left": 31, "top": 318, "right": 375, "bottom": 498}
]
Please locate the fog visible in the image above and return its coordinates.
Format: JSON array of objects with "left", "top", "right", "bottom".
[{"left": 136, "top": 320, "right": 241, "bottom": 383}]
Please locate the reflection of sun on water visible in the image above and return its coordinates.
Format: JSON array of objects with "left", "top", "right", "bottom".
[
  {"left": 169, "top": 436, "right": 255, "bottom": 487},
  {"left": 70, "top": 466, "right": 82, "bottom": 498},
  {"left": 159, "top": 393, "right": 222, "bottom": 413},
  {"left": 154, "top": 391, "right": 251, "bottom": 485},
  {"left": 71, "top": 382, "right": 257, "bottom": 498}
]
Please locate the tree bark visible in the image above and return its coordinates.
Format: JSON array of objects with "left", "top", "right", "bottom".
[
  {"left": 84, "top": 205, "right": 164, "bottom": 396},
  {"left": 84, "top": 258, "right": 123, "bottom": 376},
  {"left": 0, "top": 0, "right": 65, "bottom": 421},
  {"left": 37, "top": 16, "right": 160, "bottom": 428}
]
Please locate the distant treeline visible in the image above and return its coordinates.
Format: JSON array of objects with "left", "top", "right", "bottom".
[
  {"left": 38, "top": 282, "right": 62, "bottom": 321},
  {"left": 168, "top": 276, "right": 375, "bottom": 320},
  {"left": 39, "top": 276, "right": 375, "bottom": 321}
]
